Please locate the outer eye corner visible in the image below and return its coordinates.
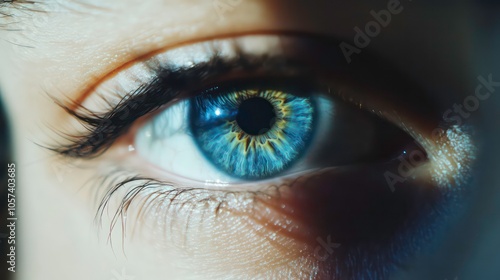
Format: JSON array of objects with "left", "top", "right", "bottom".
[
  {"left": 49, "top": 33, "right": 475, "bottom": 280},
  {"left": 124, "top": 35, "right": 428, "bottom": 188}
]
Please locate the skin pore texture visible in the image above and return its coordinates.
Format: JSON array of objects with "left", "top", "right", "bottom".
[{"left": 0, "top": 0, "right": 499, "bottom": 279}]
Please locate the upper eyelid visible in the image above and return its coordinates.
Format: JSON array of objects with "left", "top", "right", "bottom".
[
  {"left": 78, "top": 33, "right": 325, "bottom": 110},
  {"left": 51, "top": 54, "right": 318, "bottom": 158},
  {"left": 71, "top": 31, "right": 311, "bottom": 108},
  {"left": 52, "top": 33, "right": 442, "bottom": 159},
  {"left": 72, "top": 32, "right": 396, "bottom": 113},
  {"left": 51, "top": 34, "right": 320, "bottom": 158}
]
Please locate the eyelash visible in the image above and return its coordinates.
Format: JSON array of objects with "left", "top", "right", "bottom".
[
  {"left": 50, "top": 36, "right": 441, "bottom": 266},
  {"left": 93, "top": 169, "right": 274, "bottom": 245},
  {"left": 52, "top": 53, "right": 316, "bottom": 159},
  {"left": 56, "top": 53, "right": 327, "bottom": 241}
]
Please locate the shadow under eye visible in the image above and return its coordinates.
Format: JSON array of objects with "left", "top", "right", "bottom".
[
  {"left": 245, "top": 149, "right": 465, "bottom": 279},
  {"left": 52, "top": 32, "right": 475, "bottom": 279}
]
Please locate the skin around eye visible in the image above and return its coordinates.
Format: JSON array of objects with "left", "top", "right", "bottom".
[
  {"left": 53, "top": 34, "right": 476, "bottom": 279},
  {"left": 0, "top": 0, "right": 493, "bottom": 279},
  {"left": 108, "top": 35, "right": 420, "bottom": 188}
]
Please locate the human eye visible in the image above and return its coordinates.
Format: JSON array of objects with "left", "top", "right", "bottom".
[
  {"left": 131, "top": 40, "right": 417, "bottom": 183},
  {"left": 53, "top": 34, "right": 475, "bottom": 279}
]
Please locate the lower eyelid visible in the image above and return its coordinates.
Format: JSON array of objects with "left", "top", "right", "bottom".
[
  {"left": 95, "top": 175, "right": 309, "bottom": 270},
  {"left": 65, "top": 34, "right": 474, "bottom": 276},
  {"left": 127, "top": 84, "right": 427, "bottom": 187},
  {"left": 43, "top": 30, "right": 479, "bottom": 278},
  {"left": 90, "top": 97, "right": 473, "bottom": 277},
  {"left": 96, "top": 154, "right": 459, "bottom": 279}
]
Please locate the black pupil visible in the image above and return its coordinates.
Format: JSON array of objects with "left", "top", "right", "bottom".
[{"left": 236, "top": 97, "right": 276, "bottom": 135}]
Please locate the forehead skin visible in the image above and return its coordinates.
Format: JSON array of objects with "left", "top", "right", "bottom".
[
  {"left": 0, "top": 0, "right": 478, "bottom": 177},
  {"left": 0, "top": 0, "right": 475, "bottom": 106},
  {"left": 0, "top": 0, "right": 498, "bottom": 279}
]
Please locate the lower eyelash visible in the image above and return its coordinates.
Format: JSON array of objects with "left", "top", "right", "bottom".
[
  {"left": 87, "top": 161, "right": 468, "bottom": 280},
  {"left": 92, "top": 170, "right": 266, "bottom": 246}
]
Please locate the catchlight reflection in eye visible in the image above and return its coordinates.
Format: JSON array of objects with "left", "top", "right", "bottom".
[
  {"left": 129, "top": 35, "right": 416, "bottom": 186},
  {"left": 134, "top": 88, "right": 325, "bottom": 183},
  {"left": 58, "top": 34, "right": 476, "bottom": 279},
  {"left": 190, "top": 88, "right": 316, "bottom": 180}
]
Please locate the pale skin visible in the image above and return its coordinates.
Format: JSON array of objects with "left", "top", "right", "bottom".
[{"left": 0, "top": 0, "right": 499, "bottom": 279}]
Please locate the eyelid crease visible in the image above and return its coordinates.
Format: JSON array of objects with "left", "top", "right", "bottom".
[
  {"left": 71, "top": 31, "right": 329, "bottom": 109},
  {"left": 43, "top": 34, "right": 478, "bottom": 280},
  {"left": 51, "top": 33, "right": 443, "bottom": 165},
  {"left": 51, "top": 53, "right": 322, "bottom": 159}
]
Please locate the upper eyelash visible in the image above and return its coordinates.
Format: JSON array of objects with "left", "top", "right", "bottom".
[
  {"left": 48, "top": 43, "right": 336, "bottom": 246},
  {"left": 51, "top": 53, "right": 312, "bottom": 159},
  {"left": 50, "top": 32, "right": 439, "bottom": 161}
]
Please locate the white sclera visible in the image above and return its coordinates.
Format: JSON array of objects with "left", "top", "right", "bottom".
[
  {"left": 135, "top": 100, "right": 237, "bottom": 186},
  {"left": 135, "top": 95, "right": 336, "bottom": 186}
]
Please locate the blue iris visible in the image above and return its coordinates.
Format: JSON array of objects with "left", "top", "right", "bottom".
[{"left": 189, "top": 88, "right": 316, "bottom": 179}]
